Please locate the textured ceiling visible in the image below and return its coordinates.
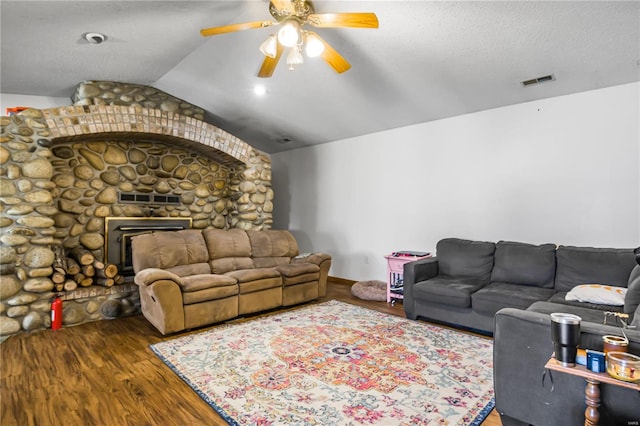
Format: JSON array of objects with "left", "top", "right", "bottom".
[{"left": 1, "top": 1, "right": 639, "bottom": 153}]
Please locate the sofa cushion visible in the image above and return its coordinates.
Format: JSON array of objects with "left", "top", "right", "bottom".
[
  {"left": 247, "top": 230, "right": 299, "bottom": 258},
  {"left": 413, "top": 276, "right": 487, "bottom": 308},
  {"left": 180, "top": 274, "right": 237, "bottom": 292},
  {"left": 131, "top": 229, "right": 209, "bottom": 273},
  {"left": 526, "top": 301, "right": 609, "bottom": 324},
  {"left": 181, "top": 274, "right": 239, "bottom": 305},
  {"left": 625, "top": 265, "right": 640, "bottom": 315},
  {"left": 225, "top": 267, "right": 281, "bottom": 284},
  {"left": 490, "top": 241, "right": 556, "bottom": 288},
  {"left": 276, "top": 263, "right": 320, "bottom": 286},
  {"left": 555, "top": 245, "right": 636, "bottom": 292},
  {"left": 203, "top": 228, "right": 254, "bottom": 273},
  {"left": 547, "top": 292, "right": 624, "bottom": 313},
  {"left": 472, "top": 282, "right": 555, "bottom": 315},
  {"left": 436, "top": 238, "right": 495, "bottom": 282}
]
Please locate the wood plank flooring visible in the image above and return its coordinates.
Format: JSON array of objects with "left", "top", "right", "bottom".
[{"left": 0, "top": 279, "right": 501, "bottom": 425}]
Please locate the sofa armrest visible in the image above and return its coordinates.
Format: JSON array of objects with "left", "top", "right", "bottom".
[
  {"left": 134, "top": 268, "right": 183, "bottom": 287},
  {"left": 293, "top": 252, "right": 332, "bottom": 297},
  {"left": 292, "top": 252, "right": 331, "bottom": 265},
  {"left": 403, "top": 257, "right": 439, "bottom": 320},
  {"left": 494, "top": 308, "right": 640, "bottom": 426},
  {"left": 404, "top": 257, "right": 439, "bottom": 284}
]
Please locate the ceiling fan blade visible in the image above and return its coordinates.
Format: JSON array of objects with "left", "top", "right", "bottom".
[
  {"left": 307, "top": 31, "right": 351, "bottom": 74},
  {"left": 308, "top": 12, "right": 379, "bottom": 29},
  {"left": 258, "top": 43, "right": 285, "bottom": 78},
  {"left": 200, "top": 20, "right": 275, "bottom": 37},
  {"left": 271, "top": 0, "right": 294, "bottom": 14}
]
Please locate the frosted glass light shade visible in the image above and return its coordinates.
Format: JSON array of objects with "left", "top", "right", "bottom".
[
  {"left": 304, "top": 33, "right": 325, "bottom": 57},
  {"left": 259, "top": 34, "right": 277, "bottom": 58},
  {"left": 286, "top": 46, "right": 304, "bottom": 70},
  {"left": 278, "top": 20, "right": 300, "bottom": 47}
]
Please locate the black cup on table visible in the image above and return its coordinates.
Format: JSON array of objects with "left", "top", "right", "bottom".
[{"left": 550, "top": 312, "right": 582, "bottom": 367}]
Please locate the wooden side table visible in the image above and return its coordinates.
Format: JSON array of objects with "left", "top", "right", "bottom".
[
  {"left": 545, "top": 357, "right": 639, "bottom": 426},
  {"left": 384, "top": 253, "right": 431, "bottom": 304}
]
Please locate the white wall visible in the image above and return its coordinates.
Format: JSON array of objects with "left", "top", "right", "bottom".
[
  {"left": 1, "top": 94, "right": 70, "bottom": 115},
  {"left": 272, "top": 82, "right": 640, "bottom": 282}
]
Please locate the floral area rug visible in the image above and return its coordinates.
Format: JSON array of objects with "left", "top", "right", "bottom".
[{"left": 150, "top": 300, "right": 495, "bottom": 425}]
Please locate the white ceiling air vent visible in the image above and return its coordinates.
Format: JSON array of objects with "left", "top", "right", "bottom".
[{"left": 521, "top": 74, "right": 556, "bottom": 87}]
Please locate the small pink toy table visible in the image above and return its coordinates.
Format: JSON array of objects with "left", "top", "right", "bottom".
[{"left": 384, "top": 253, "right": 432, "bottom": 305}]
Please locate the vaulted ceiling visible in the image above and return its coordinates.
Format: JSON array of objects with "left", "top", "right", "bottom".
[{"left": 1, "top": 1, "right": 639, "bottom": 154}]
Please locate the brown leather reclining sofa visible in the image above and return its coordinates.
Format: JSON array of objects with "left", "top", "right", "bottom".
[{"left": 131, "top": 228, "right": 331, "bottom": 334}]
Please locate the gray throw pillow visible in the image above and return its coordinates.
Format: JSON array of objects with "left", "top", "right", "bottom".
[{"left": 491, "top": 241, "right": 556, "bottom": 288}]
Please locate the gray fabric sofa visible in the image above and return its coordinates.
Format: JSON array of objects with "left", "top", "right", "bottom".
[
  {"left": 403, "top": 238, "right": 639, "bottom": 334},
  {"left": 403, "top": 238, "right": 640, "bottom": 425}
]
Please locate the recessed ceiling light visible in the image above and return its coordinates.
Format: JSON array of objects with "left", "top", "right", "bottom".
[{"left": 253, "top": 85, "right": 266, "bottom": 96}]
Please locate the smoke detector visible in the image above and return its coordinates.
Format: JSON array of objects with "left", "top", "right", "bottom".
[{"left": 83, "top": 32, "right": 106, "bottom": 44}]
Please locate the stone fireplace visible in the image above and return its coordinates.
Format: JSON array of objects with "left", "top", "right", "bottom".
[{"left": 0, "top": 81, "right": 273, "bottom": 336}]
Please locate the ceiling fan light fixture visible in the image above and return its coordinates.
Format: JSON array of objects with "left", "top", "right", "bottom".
[
  {"left": 286, "top": 45, "right": 304, "bottom": 70},
  {"left": 259, "top": 34, "right": 278, "bottom": 58},
  {"left": 304, "top": 32, "right": 325, "bottom": 57},
  {"left": 278, "top": 19, "right": 301, "bottom": 47}
]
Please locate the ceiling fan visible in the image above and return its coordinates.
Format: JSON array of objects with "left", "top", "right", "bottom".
[{"left": 200, "top": 0, "right": 379, "bottom": 78}]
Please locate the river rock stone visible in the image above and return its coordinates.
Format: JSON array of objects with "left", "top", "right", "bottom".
[
  {"left": 94, "top": 205, "right": 111, "bottom": 217},
  {"left": 127, "top": 148, "right": 146, "bottom": 163},
  {"left": 22, "top": 312, "right": 44, "bottom": 331},
  {"left": 6, "top": 164, "right": 21, "bottom": 180},
  {"left": 0, "top": 178, "right": 16, "bottom": 196},
  {"left": 86, "top": 141, "right": 106, "bottom": 154},
  {"left": 26, "top": 266, "right": 53, "bottom": 278},
  {"left": 23, "top": 247, "right": 55, "bottom": 268},
  {"left": 35, "top": 205, "right": 58, "bottom": 216},
  {"left": 0, "top": 146, "right": 9, "bottom": 164},
  {"left": 0, "top": 235, "right": 28, "bottom": 246},
  {"left": 0, "top": 276, "right": 21, "bottom": 300},
  {"left": 101, "top": 299, "right": 122, "bottom": 318},
  {"left": 6, "top": 205, "right": 34, "bottom": 215},
  {"left": 173, "top": 165, "right": 188, "bottom": 179},
  {"left": 104, "top": 145, "right": 127, "bottom": 165},
  {"left": 24, "top": 190, "right": 53, "bottom": 204},
  {"left": 96, "top": 187, "right": 117, "bottom": 204},
  {"left": 17, "top": 216, "right": 55, "bottom": 229},
  {"left": 161, "top": 155, "right": 179, "bottom": 172},
  {"left": 0, "top": 217, "right": 13, "bottom": 228},
  {"left": 74, "top": 165, "right": 94, "bottom": 180},
  {"left": 23, "top": 278, "right": 54, "bottom": 292},
  {"left": 0, "top": 246, "right": 16, "bottom": 265},
  {"left": 30, "top": 237, "right": 56, "bottom": 245},
  {"left": 79, "top": 233, "right": 104, "bottom": 250},
  {"left": 63, "top": 305, "right": 84, "bottom": 325},
  {"left": 59, "top": 199, "right": 85, "bottom": 214},
  {"left": 69, "top": 223, "right": 84, "bottom": 237},
  {"left": 79, "top": 148, "right": 105, "bottom": 170},
  {"left": 53, "top": 213, "right": 75, "bottom": 228},
  {"left": 100, "top": 170, "right": 120, "bottom": 185},
  {"left": 85, "top": 218, "right": 103, "bottom": 232},
  {"left": 118, "top": 165, "right": 136, "bottom": 181},
  {"left": 7, "top": 306, "right": 29, "bottom": 318},
  {"left": 6, "top": 293, "right": 39, "bottom": 306},
  {"left": 60, "top": 188, "right": 83, "bottom": 201},
  {"left": 53, "top": 173, "right": 75, "bottom": 188},
  {"left": 22, "top": 158, "right": 53, "bottom": 179},
  {"left": 52, "top": 146, "right": 75, "bottom": 159},
  {"left": 0, "top": 316, "right": 21, "bottom": 335}
]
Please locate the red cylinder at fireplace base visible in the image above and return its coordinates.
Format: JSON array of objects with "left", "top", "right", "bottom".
[{"left": 51, "top": 296, "right": 63, "bottom": 330}]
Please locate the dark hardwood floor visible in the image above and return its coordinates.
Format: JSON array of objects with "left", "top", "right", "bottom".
[{"left": 0, "top": 279, "right": 501, "bottom": 425}]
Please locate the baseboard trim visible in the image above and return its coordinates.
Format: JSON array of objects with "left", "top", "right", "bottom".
[{"left": 329, "top": 276, "right": 356, "bottom": 285}]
